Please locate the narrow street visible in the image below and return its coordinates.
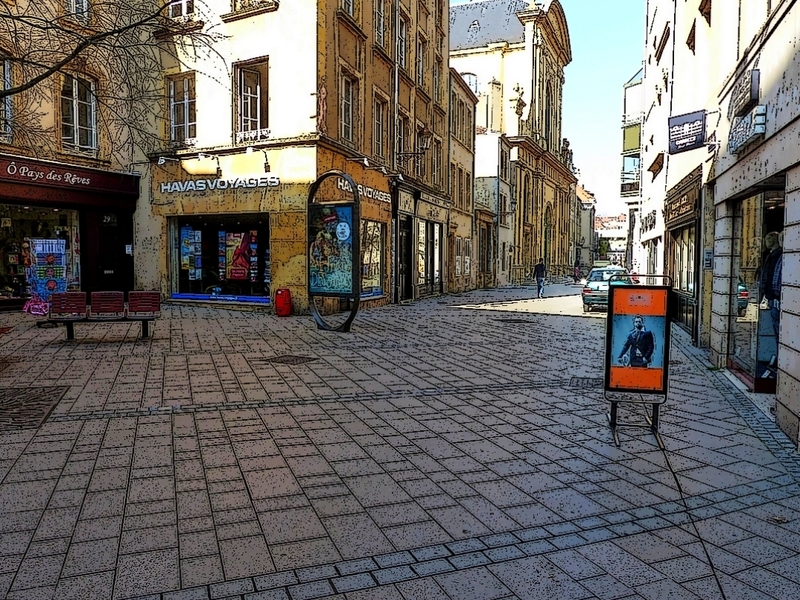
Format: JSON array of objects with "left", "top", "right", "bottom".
[{"left": 0, "top": 286, "right": 798, "bottom": 600}]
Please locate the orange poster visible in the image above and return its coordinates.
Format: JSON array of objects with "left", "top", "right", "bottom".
[{"left": 605, "top": 286, "right": 670, "bottom": 394}]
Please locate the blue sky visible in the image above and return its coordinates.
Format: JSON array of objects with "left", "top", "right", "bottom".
[{"left": 559, "top": 0, "right": 645, "bottom": 216}]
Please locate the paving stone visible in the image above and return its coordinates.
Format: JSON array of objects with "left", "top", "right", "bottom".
[
  {"left": 254, "top": 571, "right": 299, "bottom": 590},
  {"left": 480, "top": 533, "right": 520, "bottom": 547},
  {"left": 295, "top": 565, "right": 337, "bottom": 582},
  {"left": 287, "top": 580, "right": 334, "bottom": 600},
  {"left": 373, "top": 566, "right": 416, "bottom": 585},
  {"left": 411, "top": 558, "right": 455, "bottom": 576},
  {"left": 164, "top": 587, "right": 211, "bottom": 600},
  {"left": 374, "top": 552, "right": 415, "bottom": 568},
  {"left": 210, "top": 578, "right": 255, "bottom": 598},
  {"left": 448, "top": 551, "right": 491, "bottom": 569},
  {"left": 409, "top": 545, "right": 450, "bottom": 561},
  {"left": 331, "top": 573, "right": 377, "bottom": 593},
  {"left": 335, "top": 558, "right": 378, "bottom": 576},
  {"left": 484, "top": 545, "right": 527, "bottom": 562},
  {"left": 435, "top": 566, "right": 512, "bottom": 600},
  {"left": 446, "top": 538, "right": 487, "bottom": 554}
]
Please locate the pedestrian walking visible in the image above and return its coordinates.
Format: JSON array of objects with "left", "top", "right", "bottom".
[
  {"left": 533, "top": 258, "right": 546, "bottom": 298},
  {"left": 573, "top": 259, "right": 580, "bottom": 283}
]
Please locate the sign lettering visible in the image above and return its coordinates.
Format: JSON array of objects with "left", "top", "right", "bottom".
[
  {"left": 160, "top": 174, "right": 280, "bottom": 194},
  {"left": 336, "top": 177, "right": 391, "bottom": 203},
  {"left": 728, "top": 105, "right": 766, "bottom": 155},
  {"left": 668, "top": 110, "right": 706, "bottom": 154}
]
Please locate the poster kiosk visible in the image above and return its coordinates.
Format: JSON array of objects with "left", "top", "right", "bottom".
[
  {"left": 604, "top": 275, "right": 673, "bottom": 448},
  {"left": 307, "top": 170, "right": 361, "bottom": 333}
]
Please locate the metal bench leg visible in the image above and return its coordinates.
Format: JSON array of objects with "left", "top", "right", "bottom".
[
  {"left": 66, "top": 322, "right": 75, "bottom": 341},
  {"left": 142, "top": 320, "right": 149, "bottom": 338}
]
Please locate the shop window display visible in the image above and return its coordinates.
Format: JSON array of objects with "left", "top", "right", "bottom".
[
  {"left": 0, "top": 206, "right": 79, "bottom": 308},
  {"left": 171, "top": 215, "right": 270, "bottom": 303},
  {"left": 360, "top": 220, "right": 383, "bottom": 298},
  {"left": 730, "top": 192, "right": 785, "bottom": 385}
]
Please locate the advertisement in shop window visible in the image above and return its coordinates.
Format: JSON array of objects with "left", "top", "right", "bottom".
[{"left": 308, "top": 203, "right": 354, "bottom": 296}]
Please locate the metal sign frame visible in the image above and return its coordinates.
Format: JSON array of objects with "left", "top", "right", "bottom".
[
  {"left": 603, "top": 274, "right": 673, "bottom": 447},
  {"left": 307, "top": 170, "right": 361, "bottom": 332}
]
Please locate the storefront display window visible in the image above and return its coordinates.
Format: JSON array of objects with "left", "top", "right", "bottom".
[
  {"left": 730, "top": 192, "right": 785, "bottom": 386},
  {"left": 171, "top": 215, "right": 270, "bottom": 303},
  {"left": 671, "top": 226, "right": 695, "bottom": 292},
  {"left": 360, "top": 220, "right": 383, "bottom": 297},
  {"left": 0, "top": 205, "right": 80, "bottom": 304},
  {"left": 417, "top": 220, "right": 443, "bottom": 296}
]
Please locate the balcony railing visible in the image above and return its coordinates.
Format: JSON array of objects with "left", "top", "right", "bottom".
[{"left": 620, "top": 169, "right": 640, "bottom": 197}]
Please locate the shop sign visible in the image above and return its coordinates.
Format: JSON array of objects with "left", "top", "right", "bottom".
[
  {"left": 417, "top": 201, "right": 444, "bottom": 222},
  {"left": 159, "top": 174, "right": 280, "bottom": 194},
  {"left": 665, "top": 191, "right": 696, "bottom": 225},
  {"left": 703, "top": 248, "right": 713, "bottom": 270},
  {"left": 668, "top": 110, "right": 706, "bottom": 154},
  {"left": 336, "top": 177, "right": 391, "bottom": 203},
  {"left": 398, "top": 191, "right": 414, "bottom": 214},
  {"left": 728, "top": 69, "right": 760, "bottom": 119},
  {"left": 728, "top": 105, "right": 766, "bottom": 155},
  {"left": 0, "top": 155, "right": 139, "bottom": 195}
]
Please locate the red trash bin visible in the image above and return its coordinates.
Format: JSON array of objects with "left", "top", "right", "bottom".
[{"left": 275, "top": 288, "right": 292, "bottom": 317}]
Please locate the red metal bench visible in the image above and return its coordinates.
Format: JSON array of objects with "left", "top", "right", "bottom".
[{"left": 47, "top": 291, "right": 161, "bottom": 340}]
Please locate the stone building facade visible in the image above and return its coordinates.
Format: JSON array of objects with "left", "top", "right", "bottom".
[
  {"left": 449, "top": 0, "right": 577, "bottom": 281},
  {"left": 148, "top": 0, "right": 453, "bottom": 312}
]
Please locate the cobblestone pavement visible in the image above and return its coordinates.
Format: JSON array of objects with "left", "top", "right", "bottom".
[{"left": 1, "top": 284, "right": 799, "bottom": 600}]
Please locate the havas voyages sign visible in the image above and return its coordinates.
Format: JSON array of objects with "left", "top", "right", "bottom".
[{"left": 159, "top": 174, "right": 280, "bottom": 194}]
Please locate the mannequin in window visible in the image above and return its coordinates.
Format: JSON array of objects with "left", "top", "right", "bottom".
[{"left": 759, "top": 231, "right": 782, "bottom": 340}]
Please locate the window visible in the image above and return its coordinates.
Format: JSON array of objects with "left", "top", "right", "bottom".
[
  {"left": 168, "top": 0, "right": 193, "bottom": 18},
  {"left": 398, "top": 17, "right": 408, "bottom": 69},
  {"left": 434, "top": 60, "right": 442, "bottom": 103},
  {"left": 361, "top": 220, "right": 384, "bottom": 297},
  {"left": 450, "top": 163, "right": 457, "bottom": 199},
  {"left": 699, "top": 0, "right": 711, "bottom": 25},
  {"left": 432, "top": 140, "right": 441, "bottom": 185},
  {"left": 168, "top": 74, "right": 196, "bottom": 143},
  {"left": 61, "top": 74, "right": 97, "bottom": 152},
  {"left": 686, "top": 20, "right": 696, "bottom": 54},
  {"left": 66, "top": 0, "right": 89, "bottom": 21},
  {"left": 416, "top": 37, "right": 426, "bottom": 86},
  {"left": 340, "top": 75, "right": 356, "bottom": 143},
  {"left": 375, "top": 0, "right": 385, "bottom": 48},
  {"left": 466, "top": 171, "right": 472, "bottom": 209},
  {"left": 415, "top": 127, "right": 426, "bottom": 178},
  {"left": 655, "top": 23, "right": 671, "bottom": 64},
  {"left": 235, "top": 61, "right": 268, "bottom": 143},
  {"left": 1, "top": 56, "right": 11, "bottom": 140},
  {"left": 373, "top": 97, "right": 386, "bottom": 158},
  {"left": 398, "top": 115, "right": 409, "bottom": 169},
  {"left": 465, "top": 238, "right": 471, "bottom": 275},
  {"left": 500, "top": 149, "right": 509, "bottom": 179},
  {"left": 455, "top": 237, "right": 462, "bottom": 276},
  {"left": 458, "top": 168, "right": 465, "bottom": 209},
  {"left": 500, "top": 194, "right": 509, "bottom": 226},
  {"left": 341, "top": 0, "right": 353, "bottom": 17},
  {"left": 461, "top": 72, "right": 479, "bottom": 95}
]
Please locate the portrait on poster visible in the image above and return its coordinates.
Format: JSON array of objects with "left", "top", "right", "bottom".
[
  {"left": 611, "top": 314, "right": 666, "bottom": 369},
  {"left": 308, "top": 203, "right": 354, "bottom": 296}
]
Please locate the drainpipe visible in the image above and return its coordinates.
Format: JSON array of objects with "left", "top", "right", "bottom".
[{"left": 391, "top": 0, "right": 400, "bottom": 303}]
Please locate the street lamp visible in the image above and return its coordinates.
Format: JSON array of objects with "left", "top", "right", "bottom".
[{"left": 397, "top": 123, "right": 434, "bottom": 164}]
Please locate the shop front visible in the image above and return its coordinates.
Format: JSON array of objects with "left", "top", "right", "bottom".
[
  {"left": 150, "top": 146, "right": 311, "bottom": 309},
  {"left": 415, "top": 193, "right": 447, "bottom": 298},
  {"left": 665, "top": 166, "right": 701, "bottom": 342},
  {"left": 0, "top": 153, "right": 138, "bottom": 311},
  {"left": 150, "top": 145, "right": 393, "bottom": 311},
  {"left": 725, "top": 186, "right": 785, "bottom": 393}
]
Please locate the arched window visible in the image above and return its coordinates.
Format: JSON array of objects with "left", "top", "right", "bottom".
[{"left": 461, "top": 72, "right": 479, "bottom": 96}]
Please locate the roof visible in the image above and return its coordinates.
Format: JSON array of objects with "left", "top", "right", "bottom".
[{"left": 449, "top": 0, "right": 530, "bottom": 51}]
